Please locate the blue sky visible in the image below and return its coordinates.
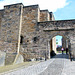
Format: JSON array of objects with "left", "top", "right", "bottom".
[
  {"left": 54, "top": 0, "right": 75, "bottom": 46},
  {"left": 56, "top": 35, "right": 62, "bottom": 46},
  {"left": 54, "top": 0, "right": 75, "bottom": 20}
]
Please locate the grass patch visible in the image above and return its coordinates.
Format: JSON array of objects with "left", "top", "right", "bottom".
[
  {"left": 57, "top": 51, "right": 66, "bottom": 53},
  {"left": 0, "top": 61, "right": 39, "bottom": 73}
]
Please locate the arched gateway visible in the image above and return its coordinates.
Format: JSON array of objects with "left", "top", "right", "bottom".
[{"left": 37, "top": 20, "right": 75, "bottom": 59}]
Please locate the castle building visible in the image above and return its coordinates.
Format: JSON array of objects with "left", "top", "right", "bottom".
[
  {"left": 0, "top": 3, "right": 75, "bottom": 66},
  {"left": 0, "top": 3, "right": 56, "bottom": 65}
]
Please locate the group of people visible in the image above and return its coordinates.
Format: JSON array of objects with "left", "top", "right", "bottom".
[{"left": 61, "top": 47, "right": 68, "bottom": 54}]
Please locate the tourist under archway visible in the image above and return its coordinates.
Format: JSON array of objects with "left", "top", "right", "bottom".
[{"left": 61, "top": 47, "right": 64, "bottom": 54}]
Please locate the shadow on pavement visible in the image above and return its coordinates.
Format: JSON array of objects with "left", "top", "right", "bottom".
[{"left": 52, "top": 53, "right": 69, "bottom": 59}]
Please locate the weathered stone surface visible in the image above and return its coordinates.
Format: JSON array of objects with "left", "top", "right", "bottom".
[
  {"left": 0, "top": 41, "right": 17, "bottom": 53},
  {"left": 1, "top": 3, "right": 23, "bottom": 43},
  {"left": 40, "top": 10, "right": 50, "bottom": 22}
]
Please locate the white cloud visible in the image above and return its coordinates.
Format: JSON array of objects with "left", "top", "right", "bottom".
[{"left": 0, "top": 0, "right": 69, "bottom": 12}]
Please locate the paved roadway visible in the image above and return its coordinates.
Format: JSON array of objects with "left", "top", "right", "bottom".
[
  {"left": 39, "top": 54, "right": 75, "bottom": 75},
  {"left": 0, "top": 54, "right": 75, "bottom": 75}
]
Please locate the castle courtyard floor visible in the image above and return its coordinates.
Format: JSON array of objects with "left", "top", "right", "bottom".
[{"left": 0, "top": 54, "right": 75, "bottom": 75}]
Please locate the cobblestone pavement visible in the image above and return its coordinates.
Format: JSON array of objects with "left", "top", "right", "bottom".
[
  {"left": 61, "top": 56, "right": 75, "bottom": 75},
  {"left": 0, "top": 54, "right": 75, "bottom": 75},
  {"left": 39, "top": 54, "right": 75, "bottom": 75}
]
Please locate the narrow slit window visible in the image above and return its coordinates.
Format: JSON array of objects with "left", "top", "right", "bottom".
[{"left": 20, "top": 36, "right": 24, "bottom": 44}]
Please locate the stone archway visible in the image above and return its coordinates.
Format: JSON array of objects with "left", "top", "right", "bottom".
[
  {"left": 37, "top": 20, "right": 75, "bottom": 59},
  {"left": 46, "top": 31, "right": 70, "bottom": 58}
]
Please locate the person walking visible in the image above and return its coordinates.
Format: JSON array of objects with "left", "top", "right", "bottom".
[
  {"left": 66, "top": 48, "right": 68, "bottom": 54},
  {"left": 61, "top": 47, "right": 64, "bottom": 54}
]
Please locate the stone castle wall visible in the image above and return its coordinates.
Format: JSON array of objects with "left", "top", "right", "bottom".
[
  {"left": 0, "top": 10, "right": 4, "bottom": 40},
  {"left": 0, "top": 3, "right": 24, "bottom": 65},
  {"left": 20, "top": 5, "right": 40, "bottom": 60},
  {"left": 0, "top": 4, "right": 54, "bottom": 52},
  {"left": 0, "top": 41, "right": 16, "bottom": 53},
  {"left": 0, "top": 3, "right": 24, "bottom": 53},
  {"left": 49, "top": 12, "right": 55, "bottom": 20},
  {"left": 21, "top": 5, "right": 39, "bottom": 41},
  {"left": 40, "top": 10, "right": 50, "bottom": 22},
  {"left": 1, "top": 3, "right": 23, "bottom": 43},
  {"left": 20, "top": 5, "right": 54, "bottom": 60},
  {"left": 0, "top": 3, "right": 75, "bottom": 65}
]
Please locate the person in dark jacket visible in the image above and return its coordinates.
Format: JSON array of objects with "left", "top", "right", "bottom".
[{"left": 66, "top": 48, "right": 68, "bottom": 54}]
